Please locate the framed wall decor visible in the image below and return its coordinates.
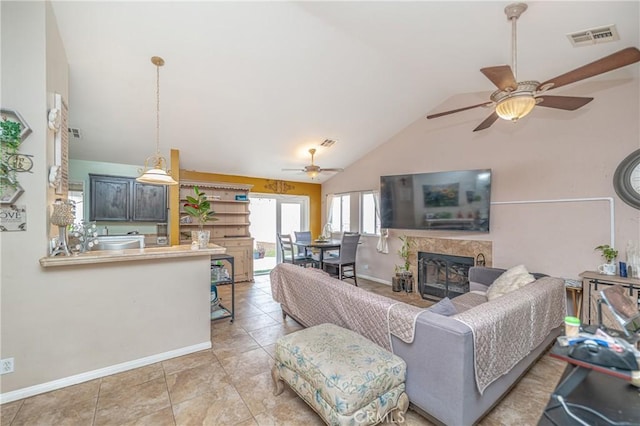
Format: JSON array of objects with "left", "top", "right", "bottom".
[{"left": 0, "top": 204, "right": 26, "bottom": 231}]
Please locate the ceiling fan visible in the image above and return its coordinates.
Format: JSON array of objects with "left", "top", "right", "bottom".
[
  {"left": 426, "top": 2, "right": 640, "bottom": 132},
  {"left": 282, "top": 148, "right": 344, "bottom": 179}
]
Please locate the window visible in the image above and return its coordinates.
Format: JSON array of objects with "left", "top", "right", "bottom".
[
  {"left": 361, "top": 192, "right": 379, "bottom": 235},
  {"left": 330, "top": 194, "right": 350, "bottom": 233},
  {"left": 327, "top": 191, "right": 380, "bottom": 236}
]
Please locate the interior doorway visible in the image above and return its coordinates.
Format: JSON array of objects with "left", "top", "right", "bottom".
[{"left": 249, "top": 193, "right": 309, "bottom": 275}]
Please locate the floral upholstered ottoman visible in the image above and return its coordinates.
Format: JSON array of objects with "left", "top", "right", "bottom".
[{"left": 272, "top": 323, "right": 409, "bottom": 425}]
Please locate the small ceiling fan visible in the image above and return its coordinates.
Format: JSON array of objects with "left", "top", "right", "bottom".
[
  {"left": 426, "top": 2, "right": 640, "bottom": 132},
  {"left": 282, "top": 148, "right": 344, "bottom": 179}
]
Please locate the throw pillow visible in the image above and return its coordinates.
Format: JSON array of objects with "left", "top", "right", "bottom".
[
  {"left": 428, "top": 297, "right": 457, "bottom": 316},
  {"left": 486, "top": 264, "right": 535, "bottom": 301}
]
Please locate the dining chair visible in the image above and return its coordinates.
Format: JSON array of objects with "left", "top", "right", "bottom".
[
  {"left": 278, "top": 233, "right": 313, "bottom": 267},
  {"left": 294, "top": 231, "right": 319, "bottom": 267},
  {"left": 322, "top": 233, "right": 361, "bottom": 285}
]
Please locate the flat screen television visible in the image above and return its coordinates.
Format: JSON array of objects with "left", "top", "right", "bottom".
[{"left": 380, "top": 169, "right": 491, "bottom": 232}]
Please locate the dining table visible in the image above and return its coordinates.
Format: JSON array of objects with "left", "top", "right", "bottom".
[{"left": 293, "top": 239, "right": 342, "bottom": 270}]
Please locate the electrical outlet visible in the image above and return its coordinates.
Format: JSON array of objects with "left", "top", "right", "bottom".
[{"left": 1, "top": 358, "right": 14, "bottom": 374}]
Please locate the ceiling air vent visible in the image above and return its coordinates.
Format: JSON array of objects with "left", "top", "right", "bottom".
[
  {"left": 567, "top": 25, "right": 619, "bottom": 47},
  {"left": 320, "top": 139, "right": 336, "bottom": 147},
  {"left": 68, "top": 127, "right": 82, "bottom": 139}
]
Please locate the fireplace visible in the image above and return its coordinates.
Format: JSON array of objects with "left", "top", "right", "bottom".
[{"left": 418, "top": 252, "right": 474, "bottom": 300}]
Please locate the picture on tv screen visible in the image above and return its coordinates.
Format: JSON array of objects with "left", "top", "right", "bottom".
[{"left": 380, "top": 169, "right": 491, "bottom": 232}]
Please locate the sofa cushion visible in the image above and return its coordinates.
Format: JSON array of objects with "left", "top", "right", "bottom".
[
  {"left": 451, "top": 292, "right": 488, "bottom": 313},
  {"left": 428, "top": 297, "right": 457, "bottom": 316},
  {"left": 486, "top": 264, "right": 535, "bottom": 301}
]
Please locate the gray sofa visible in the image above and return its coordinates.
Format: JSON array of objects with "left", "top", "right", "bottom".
[{"left": 270, "top": 264, "right": 565, "bottom": 426}]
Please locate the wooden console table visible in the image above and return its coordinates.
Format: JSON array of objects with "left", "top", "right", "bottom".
[{"left": 579, "top": 271, "right": 640, "bottom": 327}]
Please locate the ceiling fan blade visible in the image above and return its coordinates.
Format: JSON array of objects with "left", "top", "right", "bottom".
[
  {"left": 427, "top": 101, "right": 493, "bottom": 119},
  {"left": 473, "top": 112, "right": 499, "bottom": 132},
  {"left": 281, "top": 168, "right": 304, "bottom": 172},
  {"left": 320, "top": 168, "right": 344, "bottom": 172},
  {"left": 536, "top": 95, "right": 593, "bottom": 110},
  {"left": 480, "top": 65, "right": 517, "bottom": 91},
  {"left": 539, "top": 47, "right": 640, "bottom": 91}
]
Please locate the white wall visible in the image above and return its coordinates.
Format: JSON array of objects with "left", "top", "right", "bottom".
[
  {"left": 323, "top": 78, "right": 640, "bottom": 282},
  {"left": 1, "top": 2, "right": 210, "bottom": 398}
]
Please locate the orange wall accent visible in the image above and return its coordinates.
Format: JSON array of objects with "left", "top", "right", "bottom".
[{"left": 170, "top": 150, "right": 322, "bottom": 243}]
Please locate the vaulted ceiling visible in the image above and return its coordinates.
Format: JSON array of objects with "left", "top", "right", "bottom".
[{"left": 51, "top": 1, "right": 640, "bottom": 183}]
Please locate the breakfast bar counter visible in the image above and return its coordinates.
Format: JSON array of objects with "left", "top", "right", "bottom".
[{"left": 39, "top": 244, "right": 226, "bottom": 267}]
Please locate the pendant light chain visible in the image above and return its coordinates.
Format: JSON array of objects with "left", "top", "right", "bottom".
[
  {"left": 511, "top": 15, "right": 518, "bottom": 81},
  {"left": 156, "top": 61, "right": 161, "bottom": 156}
]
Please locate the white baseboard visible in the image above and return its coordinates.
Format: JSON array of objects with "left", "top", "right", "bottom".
[
  {"left": 0, "top": 341, "right": 211, "bottom": 404},
  {"left": 357, "top": 273, "right": 391, "bottom": 286}
]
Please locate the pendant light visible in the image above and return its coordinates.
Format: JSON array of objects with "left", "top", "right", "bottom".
[{"left": 137, "top": 56, "right": 178, "bottom": 186}]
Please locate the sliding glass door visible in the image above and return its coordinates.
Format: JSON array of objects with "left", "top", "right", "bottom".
[{"left": 249, "top": 194, "right": 309, "bottom": 275}]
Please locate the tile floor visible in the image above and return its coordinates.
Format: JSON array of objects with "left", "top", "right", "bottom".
[{"left": 0, "top": 274, "right": 566, "bottom": 425}]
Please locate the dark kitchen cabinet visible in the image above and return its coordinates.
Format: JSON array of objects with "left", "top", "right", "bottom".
[{"left": 89, "top": 174, "right": 167, "bottom": 222}]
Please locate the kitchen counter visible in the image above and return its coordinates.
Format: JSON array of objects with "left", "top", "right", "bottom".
[{"left": 39, "top": 244, "right": 226, "bottom": 268}]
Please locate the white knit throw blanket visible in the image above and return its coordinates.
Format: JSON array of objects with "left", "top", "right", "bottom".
[
  {"left": 270, "top": 263, "right": 424, "bottom": 351},
  {"left": 453, "top": 277, "right": 565, "bottom": 394}
]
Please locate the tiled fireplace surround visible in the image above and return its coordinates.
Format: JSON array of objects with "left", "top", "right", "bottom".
[{"left": 403, "top": 237, "right": 492, "bottom": 302}]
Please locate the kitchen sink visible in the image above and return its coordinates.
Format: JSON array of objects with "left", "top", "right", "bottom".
[{"left": 95, "top": 235, "right": 145, "bottom": 251}]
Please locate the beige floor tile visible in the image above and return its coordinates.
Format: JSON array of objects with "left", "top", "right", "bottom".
[
  {"left": 161, "top": 350, "right": 216, "bottom": 376},
  {"left": 212, "top": 332, "right": 261, "bottom": 360},
  {"left": 234, "top": 304, "right": 270, "bottom": 318},
  {"left": 253, "top": 393, "right": 325, "bottom": 426},
  {"left": 233, "top": 312, "right": 280, "bottom": 331},
  {"left": 11, "top": 395, "right": 96, "bottom": 426},
  {"left": 166, "top": 359, "right": 231, "bottom": 405},
  {"left": 172, "top": 385, "right": 253, "bottom": 425},
  {"left": 234, "top": 370, "right": 298, "bottom": 417},
  {"left": 261, "top": 343, "right": 277, "bottom": 359},
  {"left": 10, "top": 380, "right": 100, "bottom": 426},
  {"left": 100, "top": 363, "right": 165, "bottom": 394},
  {"left": 0, "top": 400, "right": 23, "bottom": 425},
  {"left": 210, "top": 319, "right": 248, "bottom": 337},
  {"left": 119, "top": 406, "right": 176, "bottom": 426},
  {"left": 248, "top": 323, "right": 302, "bottom": 347},
  {"left": 218, "top": 347, "right": 274, "bottom": 384},
  {"left": 94, "top": 377, "right": 171, "bottom": 426}
]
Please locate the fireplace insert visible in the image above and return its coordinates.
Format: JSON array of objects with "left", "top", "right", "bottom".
[{"left": 418, "top": 252, "right": 474, "bottom": 300}]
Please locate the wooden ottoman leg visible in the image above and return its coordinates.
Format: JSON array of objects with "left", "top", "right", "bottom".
[
  {"left": 272, "top": 364, "right": 284, "bottom": 396},
  {"left": 391, "top": 392, "right": 409, "bottom": 423}
]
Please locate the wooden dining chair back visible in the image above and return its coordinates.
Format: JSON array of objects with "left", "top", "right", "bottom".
[
  {"left": 278, "top": 233, "right": 312, "bottom": 267},
  {"left": 294, "top": 231, "right": 319, "bottom": 267},
  {"left": 322, "top": 233, "right": 361, "bottom": 285}
]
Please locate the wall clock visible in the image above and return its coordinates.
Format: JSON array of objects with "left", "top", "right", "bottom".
[{"left": 613, "top": 149, "right": 640, "bottom": 210}]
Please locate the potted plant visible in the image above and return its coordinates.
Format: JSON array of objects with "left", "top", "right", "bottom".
[
  {"left": 595, "top": 244, "right": 618, "bottom": 275},
  {"left": 595, "top": 244, "right": 618, "bottom": 263},
  {"left": 183, "top": 186, "right": 216, "bottom": 248},
  {"left": 392, "top": 235, "right": 414, "bottom": 292}
]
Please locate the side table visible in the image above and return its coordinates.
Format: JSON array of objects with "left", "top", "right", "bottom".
[{"left": 538, "top": 343, "right": 640, "bottom": 425}]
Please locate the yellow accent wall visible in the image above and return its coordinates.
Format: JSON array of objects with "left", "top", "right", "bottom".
[{"left": 170, "top": 149, "right": 321, "bottom": 245}]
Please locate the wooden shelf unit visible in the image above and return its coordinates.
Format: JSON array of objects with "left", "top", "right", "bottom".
[{"left": 179, "top": 181, "right": 254, "bottom": 282}]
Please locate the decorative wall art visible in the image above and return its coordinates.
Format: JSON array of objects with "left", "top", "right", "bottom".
[
  {"left": 1, "top": 108, "right": 32, "bottom": 205},
  {"left": 0, "top": 204, "right": 26, "bottom": 231}
]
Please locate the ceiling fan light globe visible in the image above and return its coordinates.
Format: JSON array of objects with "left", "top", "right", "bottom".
[
  {"left": 307, "top": 170, "right": 319, "bottom": 179},
  {"left": 495, "top": 94, "right": 536, "bottom": 122}
]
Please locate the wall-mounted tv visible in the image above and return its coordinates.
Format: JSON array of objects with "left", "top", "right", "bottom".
[{"left": 380, "top": 169, "right": 491, "bottom": 232}]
